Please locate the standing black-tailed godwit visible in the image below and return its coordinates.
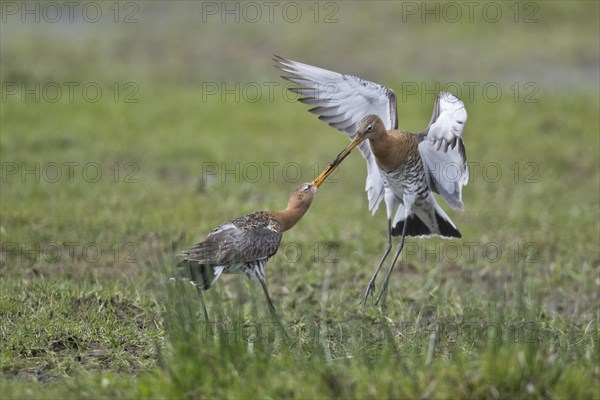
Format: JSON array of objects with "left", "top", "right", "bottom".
[
  {"left": 276, "top": 56, "right": 469, "bottom": 305},
  {"left": 175, "top": 178, "right": 334, "bottom": 319}
]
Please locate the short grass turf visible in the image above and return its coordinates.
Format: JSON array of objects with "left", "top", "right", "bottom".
[{"left": 1, "top": 1, "right": 599, "bottom": 399}]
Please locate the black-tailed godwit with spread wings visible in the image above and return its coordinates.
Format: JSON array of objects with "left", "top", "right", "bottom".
[{"left": 276, "top": 56, "right": 469, "bottom": 305}]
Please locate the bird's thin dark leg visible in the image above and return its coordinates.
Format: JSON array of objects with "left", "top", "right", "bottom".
[
  {"left": 195, "top": 285, "right": 210, "bottom": 322},
  {"left": 375, "top": 216, "right": 409, "bottom": 306},
  {"left": 360, "top": 218, "right": 392, "bottom": 306},
  {"left": 258, "top": 277, "right": 277, "bottom": 317},
  {"left": 258, "top": 277, "right": 289, "bottom": 340},
  {"left": 188, "top": 263, "right": 210, "bottom": 322}
]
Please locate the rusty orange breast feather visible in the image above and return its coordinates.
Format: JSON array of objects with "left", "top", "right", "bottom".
[{"left": 368, "top": 130, "right": 420, "bottom": 172}]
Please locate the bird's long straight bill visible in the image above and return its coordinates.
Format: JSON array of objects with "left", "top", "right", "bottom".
[{"left": 312, "top": 136, "right": 364, "bottom": 188}]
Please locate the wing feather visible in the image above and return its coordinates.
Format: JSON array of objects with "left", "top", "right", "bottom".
[
  {"left": 418, "top": 92, "right": 468, "bottom": 210},
  {"left": 275, "top": 56, "right": 398, "bottom": 213},
  {"left": 179, "top": 218, "right": 282, "bottom": 264}
]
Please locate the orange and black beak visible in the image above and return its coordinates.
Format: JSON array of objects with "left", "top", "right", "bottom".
[{"left": 312, "top": 135, "right": 364, "bottom": 188}]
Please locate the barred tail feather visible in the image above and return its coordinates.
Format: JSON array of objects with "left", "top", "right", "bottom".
[{"left": 392, "top": 204, "right": 461, "bottom": 238}]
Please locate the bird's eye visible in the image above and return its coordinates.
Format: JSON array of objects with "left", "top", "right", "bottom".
[
  {"left": 303, "top": 185, "right": 309, "bottom": 192},
  {"left": 367, "top": 125, "right": 373, "bottom": 132}
]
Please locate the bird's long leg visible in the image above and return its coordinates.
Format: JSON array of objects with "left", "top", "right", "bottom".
[
  {"left": 258, "top": 277, "right": 278, "bottom": 318},
  {"left": 360, "top": 218, "right": 392, "bottom": 306},
  {"left": 194, "top": 285, "right": 210, "bottom": 322},
  {"left": 375, "top": 212, "right": 409, "bottom": 307},
  {"left": 188, "top": 263, "right": 210, "bottom": 322},
  {"left": 257, "top": 277, "right": 289, "bottom": 340}
]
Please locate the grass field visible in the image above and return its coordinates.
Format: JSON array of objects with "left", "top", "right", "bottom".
[{"left": 1, "top": 1, "right": 599, "bottom": 399}]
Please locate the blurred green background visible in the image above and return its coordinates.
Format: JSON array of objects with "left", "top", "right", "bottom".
[{"left": 1, "top": 1, "right": 599, "bottom": 398}]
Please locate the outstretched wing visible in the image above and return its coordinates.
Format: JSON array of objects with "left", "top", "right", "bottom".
[
  {"left": 417, "top": 92, "right": 468, "bottom": 210},
  {"left": 275, "top": 56, "right": 398, "bottom": 214}
]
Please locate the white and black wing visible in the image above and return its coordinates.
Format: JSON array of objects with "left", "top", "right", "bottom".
[
  {"left": 275, "top": 56, "right": 398, "bottom": 213},
  {"left": 418, "top": 92, "right": 468, "bottom": 210},
  {"left": 274, "top": 56, "right": 398, "bottom": 133}
]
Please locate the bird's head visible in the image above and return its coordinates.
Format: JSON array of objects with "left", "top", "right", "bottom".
[
  {"left": 355, "top": 114, "right": 386, "bottom": 140},
  {"left": 277, "top": 182, "right": 317, "bottom": 232},
  {"left": 288, "top": 182, "right": 317, "bottom": 210},
  {"left": 311, "top": 114, "right": 386, "bottom": 188}
]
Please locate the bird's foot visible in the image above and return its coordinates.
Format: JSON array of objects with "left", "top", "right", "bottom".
[
  {"left": 359, "top": 279, "right": 377, "bottom": 307},
  {"left": 374, "top": 283, "right": 388, "bottom": 307}
]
